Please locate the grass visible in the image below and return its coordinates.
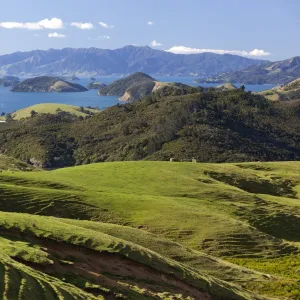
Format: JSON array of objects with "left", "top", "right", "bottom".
[
  {"left": 11, "top": 103, "right": 100, "bottom": 120},
  {"left": 0, "top": 211, "right": 258, "bottom": 300},
  {"left": 2, "top": 159, "right": 300, "bottom": 298}
]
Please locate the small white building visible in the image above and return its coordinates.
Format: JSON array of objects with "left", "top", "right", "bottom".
[{"left": 0, "top": 120, "right": 6, "bottom": 123}]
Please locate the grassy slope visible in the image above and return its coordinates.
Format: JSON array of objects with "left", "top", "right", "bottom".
[
  {"left": 258, "top": 78, "right": 300, "bottom": 101},
  {"left": 0, "top": 212, "right": 259, "bottom": 300},
  {"left": 2, "top": 161, "right": 300, "bottom": 298},
  {"left": 11, "top": 103, "right": 99, "bottom": 120}
]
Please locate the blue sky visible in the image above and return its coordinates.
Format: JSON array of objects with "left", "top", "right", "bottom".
[{"left": 0, "top": 0, "right": 299, "bottom": 61}]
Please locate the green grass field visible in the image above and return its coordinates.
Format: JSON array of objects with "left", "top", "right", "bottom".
[
  {"left": 10, "top": 103, "right": 100, "bottom": 120},
  {"left": 1, "top": 158, "right": 300, "bottom": 299}
]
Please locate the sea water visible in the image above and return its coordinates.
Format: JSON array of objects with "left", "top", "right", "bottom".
[{"left": 0, "top": 76, "right": 277, "bottom": 114}]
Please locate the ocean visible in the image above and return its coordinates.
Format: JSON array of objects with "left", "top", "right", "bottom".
[{"left": 0, "top": 76, "right": 277, "bottom": 114}]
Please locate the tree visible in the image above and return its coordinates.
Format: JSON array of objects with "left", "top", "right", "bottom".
[
  {"left": 240, "top": 85, "right": 246, "bottom": 92},
  {"left": 79, "top": 106, "right": 84, "bottom": 112},
  {"left": 30, "top": 110, "right": 38, "bottom": 117},
  {"left": 1, "top": 112, "right": 5, "bottom": 116}
]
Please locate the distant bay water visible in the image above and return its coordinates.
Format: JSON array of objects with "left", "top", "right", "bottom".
[{"left": 0, "top": 76, "right": 277, "bottom": 114}]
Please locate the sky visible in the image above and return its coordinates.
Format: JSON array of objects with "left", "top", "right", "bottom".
[{"left": 0, "top": 0, "right": 299, "bottom": 61}]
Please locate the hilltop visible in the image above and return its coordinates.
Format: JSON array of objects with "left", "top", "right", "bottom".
[
  {"left": 259, "top": 78, "right": 300, "bottom": 101},
  {"left": 197, "top": 56, "right": 300, "bottom": 84},
  {"left": 11, "top": 103, "right": 100, "bottom": 120},
  {"left": 0, "top": 46, "right": 266, "bottom": 77},
  {"left": 216, "top": 83, "right": 238, "bottom": 90},
  {"left": 11, "top": 76, "right": 88, "bottom": 92}
]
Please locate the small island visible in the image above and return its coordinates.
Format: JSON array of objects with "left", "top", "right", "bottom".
[
  {"left": 11, "top": 76, "right": 88, "bottom": 93},
  {"left": 90, "top": 77, "right": 96, "bottom": 81},
  {"left": 87, "top": 82, "right": 107, "bottom": 90}
]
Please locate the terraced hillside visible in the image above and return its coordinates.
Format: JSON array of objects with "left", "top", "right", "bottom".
[{"left": 1, "top": 159, "right": 300, "bottom": 298}]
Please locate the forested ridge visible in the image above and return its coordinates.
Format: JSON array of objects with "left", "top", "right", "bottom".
[{"left": 1, "top": 88, "right": 300, "bottom": 168}]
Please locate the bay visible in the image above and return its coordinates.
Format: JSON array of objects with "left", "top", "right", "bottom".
[{"left": 0, "top": 76, "right": 277, "bottom": 114}]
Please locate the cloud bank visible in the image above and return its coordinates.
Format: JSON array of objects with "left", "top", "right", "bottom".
[
  {"left": 165, "top": 46, "right": 270, "bottom": 57},
  {"left": 71, "top": 22, "right": 93, "bottom": 30},
  {"left": 0, "top": 18, "right": 63, "bottom": 30}
]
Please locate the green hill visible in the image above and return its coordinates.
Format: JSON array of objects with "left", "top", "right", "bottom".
[
  {"left": 259, "top": 78, "right": 300, "bottom": 101},
  {"left": 98, "top": 72, "right": 156, "bottom": 101},
  {"left": 11, "top": 103, "right": 100, "bottom": 120},
  {"left": 2, "top": 159, "right": 300, "bottom": 298},
  {"left": 11, "top": 76, "right": 88, "bottom": 93}
]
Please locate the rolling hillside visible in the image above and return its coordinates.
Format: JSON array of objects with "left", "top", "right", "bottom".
[
  {"left": 0, "top": 46, "right": 267, "bottom": 77},
  {"left": 1, "top": 159, "right": 300, "bottom": 298},
  {"left": 259, "top": 78, "right": 300, "bottom": 101}
]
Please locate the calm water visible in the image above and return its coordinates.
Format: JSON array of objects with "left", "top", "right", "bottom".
[{"left": 0, "top": 76, "right": 277, "bottom": 114}]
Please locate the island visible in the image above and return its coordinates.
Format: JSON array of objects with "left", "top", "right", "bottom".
[
  {"left": 87, "top": 82, "right": 107, "bottom": 90},
  {"left": 11, "top": 76, "right": 88, "bottom": 93},
  {"left": 90, "top": 77, "right": 96, "bottom": 81},
  {"left": 98, "top": 72, "right": 199, "bottom": 102}
]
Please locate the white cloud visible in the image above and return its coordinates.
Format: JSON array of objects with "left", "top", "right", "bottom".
[
  {"left": 165, "top": 46, "right": 270, "bottom": 57},
  {"left": 48, "top": 32, "right": 66, "bottom": 38},
  {"left": 151, "top": 40, "right": 162, "bottom": 47},
  {"left": 248, "top": 49, "right": 270, "bottom": 56},
  {"left": 148, "top": 21, "right": 154, "bottom": 25},
  {"left": 71, "top": 22, "right": 93, "bottom": 30},
  {"left": 0, "top": 18, "right": 64, "bottom": 30},
  {"left": 99, "top": 22, "right": 114, "bottom": 29}
]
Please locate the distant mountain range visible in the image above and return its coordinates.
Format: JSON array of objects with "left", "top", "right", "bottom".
[
  {"left": 0, "top": 46, "right": 267, "bottom": 77},
  {"left": 197, "top": 56, "right": 300, "bottom": 84}
]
